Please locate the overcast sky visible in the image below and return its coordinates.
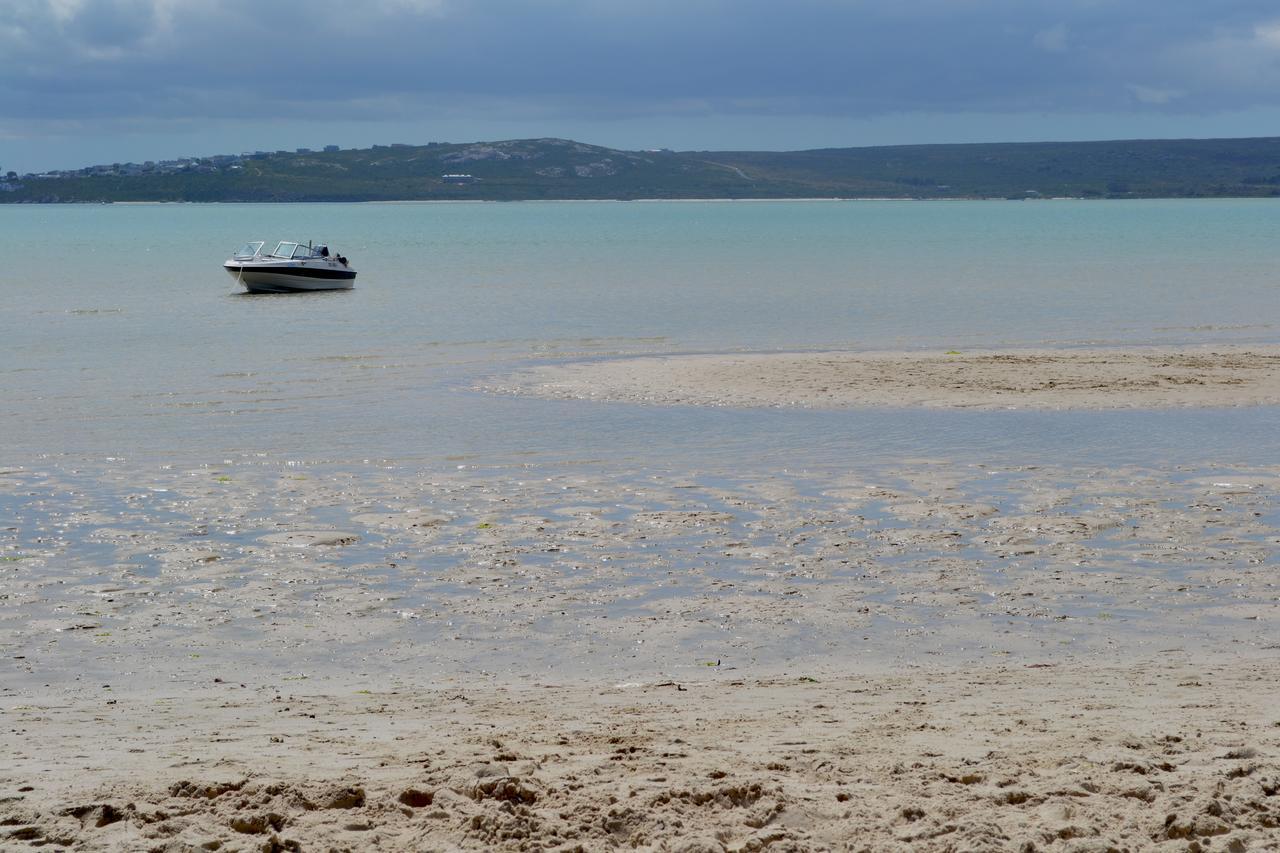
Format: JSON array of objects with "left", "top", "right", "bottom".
[{"left": 4, "top": 0, "right": 1280, "bottom": 172}]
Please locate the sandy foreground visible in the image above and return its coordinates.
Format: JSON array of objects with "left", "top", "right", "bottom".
[
  {"left": 3, "top": 455, "right": 1280, "bottom": 850},
  {"left": 486, "top": 346, "right": 1280, "bottom": 410},
  {"left": 4, "top": 658, "right": 1279, "bottom": 852},
  {"left": 6, "top": 341, "right": 1280, "bottom": 850}
]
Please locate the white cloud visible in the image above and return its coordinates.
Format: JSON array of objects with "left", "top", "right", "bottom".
[
  {"left": 1033, "top": 23, "right": 1068, "bottom": 53},
  {"left": 46, "top": 0, "right": 87, "bottom": 24},
  {"left": 1163, "top": 20, "right": 1280, "bottom": 98},
  {"left": 1253, "top": 19, "right": 1280, "bottom": 49},
  {"left": 376, "top": 0, "right": 448, "bottom": 14},
  {"left": 1126, "top": 84, "right": 1181, "bottom": 105}
]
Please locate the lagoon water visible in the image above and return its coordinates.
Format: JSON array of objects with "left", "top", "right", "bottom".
[
  {"left": 3, "top": 199, "right": 1280, "bottom": 470},
  {"left": 4, "top": 199, "right": 1280, "bottom": 689}
]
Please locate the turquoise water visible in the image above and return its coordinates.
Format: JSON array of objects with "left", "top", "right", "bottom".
[
  {"left": 3, "top": 199, "right": 1279, "bottom": 468},
  {"left": 4, "top": 200, "right": 1280, "bottom": 687}
]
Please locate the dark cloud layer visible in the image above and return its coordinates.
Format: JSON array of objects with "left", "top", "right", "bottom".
[
  {"left": 3, "top": 0, "right": 1280, "bottom": 169},
  {"left": 6, "top": 1, "right": 1280, "bottom": 118}
]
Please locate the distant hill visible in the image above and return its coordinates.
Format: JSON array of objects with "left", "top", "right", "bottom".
[{"left": 6, "top": 136, "right": 1280, "bottom": 202}]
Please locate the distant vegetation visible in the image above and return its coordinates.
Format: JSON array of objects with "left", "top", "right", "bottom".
[{"left": 5, "top": 136, "right": 1280, "bottom": 202}]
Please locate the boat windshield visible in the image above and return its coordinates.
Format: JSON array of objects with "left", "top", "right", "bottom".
[
  {"left": 268, "top": 241, "right": 322, "bottom": 260},
  {"left": 233, "top": 241, "right": 265, "bottom": 259}
]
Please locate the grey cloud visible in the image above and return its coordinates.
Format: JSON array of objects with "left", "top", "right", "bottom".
[
  {"left": 4, "top": 1, "right": 1280, "bottom": 125},
  {"left": 65, "top": 0, "right": 160, "bottom": 51}
]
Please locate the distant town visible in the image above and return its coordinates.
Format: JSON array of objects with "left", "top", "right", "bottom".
[{"left": 1, "top": 144, "right": 415, "bottom": 192}]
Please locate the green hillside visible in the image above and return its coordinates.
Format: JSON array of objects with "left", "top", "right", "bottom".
[{"left": 6, "top": 136, "right": 1280, "bottom": 202}]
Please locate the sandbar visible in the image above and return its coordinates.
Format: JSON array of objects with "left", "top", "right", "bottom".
[{"left": 490, "top": 345, "right": 1280, "bottom": 409}]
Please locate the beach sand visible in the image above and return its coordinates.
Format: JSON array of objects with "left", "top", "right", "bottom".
[
  {"left": 3, "top": 456, "right": 1279, "bottom": 850},
  {"left": 5, "top": 345, "right": 1280, "bottom": 850},
  {"left": 4, "top": 658, "right": 1279, "bottom": 851},
  {"left": 488, "top": 346, "right": 1280, "bottom": 410}
]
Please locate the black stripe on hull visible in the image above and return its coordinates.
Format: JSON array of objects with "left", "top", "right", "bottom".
[
  {"left": 241, "top": 283, "right": 353, "bottom": 294},
  {"left": 224, "top": 264, "right": 357, "bottom": 281}
]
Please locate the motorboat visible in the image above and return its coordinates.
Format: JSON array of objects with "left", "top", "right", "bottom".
[{"left": 224, "top": 241, "right": 356, "bottom": 293}]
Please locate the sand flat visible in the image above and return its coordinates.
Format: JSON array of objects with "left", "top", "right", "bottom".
[
  {"left": 492, "top": 345, "right": 1280, "bottom": 409},
  {"left": 5, "top": 424, "right": 1280, "bottom": 848}
]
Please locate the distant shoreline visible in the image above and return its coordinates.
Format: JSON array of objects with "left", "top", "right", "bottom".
[
  {"left": 8, "top": 195, "right": 1271, "bottom": 206},
  {"left": 6, "top": 135, "right": 1280, "bottom": 203}
]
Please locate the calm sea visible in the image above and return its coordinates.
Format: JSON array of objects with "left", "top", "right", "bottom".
[
  {"left": 5, "top": 200, "right": 1280, "bottom": 687},
  {"left": 4, "top": 199, "right": 1279, "bottom": 470}
]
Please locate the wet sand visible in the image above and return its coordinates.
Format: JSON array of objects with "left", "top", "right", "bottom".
[
  {"left": 6, "top": 344, "right": 1280, "bottom": 848},
  {"left": 489, "top": 346, "right": 1280, "bottom": 410},
  {"left": 3, "top": 453, "right": 1280, "bottom": 849}
]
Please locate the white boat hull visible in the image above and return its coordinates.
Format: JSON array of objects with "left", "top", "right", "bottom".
[{"left": 224, "top": 260, "right": 356, "bottom": 293}]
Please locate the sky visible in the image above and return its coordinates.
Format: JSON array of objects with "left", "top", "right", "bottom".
[{"left": 4, "top": 0, "right": 1280, "bottom": 173}]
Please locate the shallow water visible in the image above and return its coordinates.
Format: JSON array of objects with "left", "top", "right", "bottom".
[
  {"left": 4, "top": 199, "right": 1280, "bottom": 468},
  {"left": 3, "top": 457, "right": 1277, "bottom": 691},
  {"left": 3, "top": 200, "right": 1279, "bottom": 689}
]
